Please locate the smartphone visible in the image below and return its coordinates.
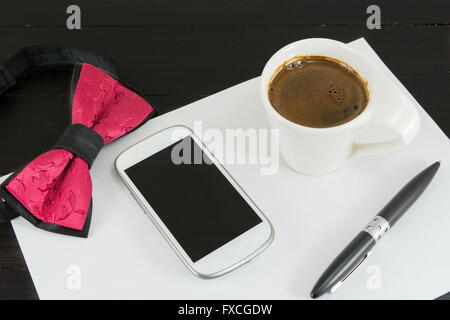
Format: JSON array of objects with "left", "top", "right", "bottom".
[{"left": 115, "top": 125, "right": 274, "bottom": 278}]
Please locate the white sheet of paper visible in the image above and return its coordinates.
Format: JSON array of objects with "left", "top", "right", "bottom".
[{"left": 2, "top": 38, "right": 450, "bottom": 300}]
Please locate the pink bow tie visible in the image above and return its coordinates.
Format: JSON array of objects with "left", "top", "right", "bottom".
[{"left": 0, "top": 46, "right": 155, "bottom": 237}]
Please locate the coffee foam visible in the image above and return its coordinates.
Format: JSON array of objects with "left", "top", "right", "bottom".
[{"left": 268, "top": 56, "right": 369, "bottom": 128}]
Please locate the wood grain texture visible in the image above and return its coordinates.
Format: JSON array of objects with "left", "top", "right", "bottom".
[
  {"left": 0, "top": 0, "right": 449, "bottom": 26},
  {"left": 0, "top": 0, "right": 449, "bottom": 300},
  {"left": 0, "top": 223, "right": 38, "bottom": 300}
]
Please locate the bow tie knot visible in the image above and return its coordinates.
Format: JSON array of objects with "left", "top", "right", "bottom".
[{"left": 55, "top": 123, "right": 104, "bottom": 168}]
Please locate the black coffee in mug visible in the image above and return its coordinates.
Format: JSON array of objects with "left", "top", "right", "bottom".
[{"left": 268, "top": 56, "right": 369, "bottom": 128}]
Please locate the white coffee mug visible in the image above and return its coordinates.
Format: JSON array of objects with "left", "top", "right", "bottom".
[{"left": 260, "top": 38, "right": 421, "bottom": 175}]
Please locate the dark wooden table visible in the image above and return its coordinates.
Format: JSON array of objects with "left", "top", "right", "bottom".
[{"left": 0, "top": 0, "right": 449, "bottom": 300}]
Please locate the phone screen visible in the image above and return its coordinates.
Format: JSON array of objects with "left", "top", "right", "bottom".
[{"left": 125, "top": 136, "right": 262, "bottom": 262}]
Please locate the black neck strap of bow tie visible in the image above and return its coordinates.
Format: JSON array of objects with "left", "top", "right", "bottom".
[
  {"left": 0, "top": 198, "right": 19, "bottom": 222},
  {"left": 0, "top": 45, "right": 119, "bottom": 95}
]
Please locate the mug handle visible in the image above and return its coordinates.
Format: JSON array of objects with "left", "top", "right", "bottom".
[{"left": 351, "top": 98, "right": 421, "bottom": 157}]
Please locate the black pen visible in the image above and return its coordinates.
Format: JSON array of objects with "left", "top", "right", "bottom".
[{"left": 310, "top": 161, "right": 441, "bottom": 299}]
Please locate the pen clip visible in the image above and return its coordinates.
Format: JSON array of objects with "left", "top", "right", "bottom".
[{"left": 329, "top": 250, "right": 373, "bottom": 293}]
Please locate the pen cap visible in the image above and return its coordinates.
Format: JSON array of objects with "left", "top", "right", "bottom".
[{"left": 378, "top": 162, "right": 440, "bottom": 226}]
